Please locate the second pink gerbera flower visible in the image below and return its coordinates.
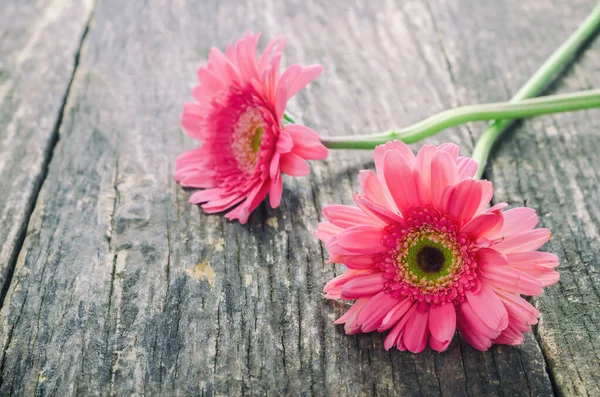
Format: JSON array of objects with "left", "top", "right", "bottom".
[
  {"left": 316, "top": 141, "right": 559, "bottom": 353},
  {"left": 175, "top": 33, "right": 328, "bottom": 223}
]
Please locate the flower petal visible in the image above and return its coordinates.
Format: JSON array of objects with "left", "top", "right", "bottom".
[
  {"left": 279, "top": 153, "right": 310, "bottom": 176},
  {"left": 269, "top": 172, "right": 283, "bottom": 208},
  {"left": 336, "top": 225, "right": 387, "bottom": 254},
  {"left": 323, "top": 204, "right": 380, "bottom": 228},
  {"left": 402, "top": 306, "right": 430, "bottom": 353},
  {"left": 378, "top": 298, "right": 414, "bottom": 331},
  {"left": 374, "top": 140, "right": 416, "bottom": 180},
  {"left": 440, "top": 179, "right": 484, "bottom": 226},
  {"left": 466, "top": 284, "right": 509, "bottom": 332},
  {"left": 383, "top": 149, "right": 420, "bottom": 213},
  {"left": 430, "top": 151, "right": 458, "bottom": 208},
  {"left": 493, "top": 229, "right": 552, "bottom": 254},
  {"left": 384, "top": 303, "right": 417, "bottom": 350},
  {"left": 428, "top": 302, "right": 456, "bottom": 343},
  {"left": 287, "top": 64, "right": 323, "bottom": 98},
  {"left": 358, "top": 170, "right": 396, "bottom": 212},
  {"left": 341, "top": 272, "right": 387, "bottom": 299},
  {"left": 357, "top": 292, "right": 401, "bottom": 332},
  {"left": 479, "top": 264, "right": 543, "bottom": 296}
]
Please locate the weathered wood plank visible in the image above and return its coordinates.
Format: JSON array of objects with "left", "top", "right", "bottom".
[
  {"left": 1, "top": 0, "right": 597, "bottom": 395},
  {"left": 427, "top": 1, "right": 600, "bottom": 395},
  {"left": 0, "top": 0, "right": 94, "bottom": 298}
]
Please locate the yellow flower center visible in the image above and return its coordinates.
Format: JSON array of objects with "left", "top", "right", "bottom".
[{"left": 231, "top": 109, "right": 265, "bottom": 173}]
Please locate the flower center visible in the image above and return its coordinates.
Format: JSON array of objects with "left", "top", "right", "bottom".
[
  {"left": 376, "top": 207, "right": 479, "bottom": 305},
  {"left": 231, "top": 109, "right": 266, "bottom": 173},
  {"left": 396, "top": 227, "right": 463, "bottom": 286},
  {"left": 416, "top": 246, "right": 445, "bottom": 273}
]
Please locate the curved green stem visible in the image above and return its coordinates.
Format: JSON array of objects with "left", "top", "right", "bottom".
[
  {"left": 320, "top": 89, "right": 600, "bottom": 149},
  {"left": 471, "top": 3, "right": 600, "bottom": 178},
  {"left": 283, "top": 112, "right": 296, "bottom": 124}
]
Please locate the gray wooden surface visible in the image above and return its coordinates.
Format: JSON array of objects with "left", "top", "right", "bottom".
[{"left": 0, "top": 0, "right": 599, "bottom": 395}]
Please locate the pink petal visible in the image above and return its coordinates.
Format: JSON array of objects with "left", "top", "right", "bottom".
[
  {"left": 338, "top": 254, "right": 378, "bottom": 269},
  {"left": 324, "top": 270, "right": 370, "bottom": 299},
  {"left": 274, "top": 81, "right": 288, "bottom": 121},
  {"left": 314, "top": 222, "right": 342, "bottom": 243},
  {"left": 374, "top": 141, "right": 416, "bottom": 180},
  {"left": 378, "top": 298, "right": 414, "bottom": 331},
  {"left": 501, "top": 208, "right": 539, "bottom": 236},
  {"left": 475, "top": 180, "right": 494, "bottom": 215},
  {"left": 402, "top": 306, "right": 430, "bottom": 353},
  {"left": 383, "top": 149, "right": 420, "bottom": 213},
  {"left": 178, "top": 173, "right": 215, "bottom": 189},
  {"left": 336, "top": 225, "right": 387, "bottom": 254},
  {"left": 456, "top": 157, "right": 478, "bottom": 180},
  {"left": 292, "top": 144, "right": 329, "bottom": 161},
  {"left": 428, "top": 302, "right": 456, "bottom": 343},
  {"left": 457, "top": 301, "right": 500, "bottom": 351},
  {"left": 176, "top": 147, "right": 205, "bottom": 167},
  {"left": 276, "top": 130, "right": 294, "bottom": 153},
  {"left": 181, "top": 113, "right": 205, "bottom": 140},
  {"left": 457, "top": 314, "right": 493, "bottom": 351},
  {"left": 270, "top": 153, "right": 280, "bottom": 179},
  {"left": 465, "top": 284, "right": 509, "bottom": 332},
  {"left": 357, "top": 292, "right": 401, "bottom": 332},
  {"left": 506, "top": 251, "right": 559, "bottom": 268},
  {"left": 190, "top": 188, "right": 224, "bottom": 203},
  {"left": 285, "top": 124, "right": 322, "bottom": 145},
  {"left": 494, "top": 288, "right": 539, "bottom": 326},
  {"left": 476, "top": 248, "right": 509, "bottom": 267},
  {"left": 258, "top": 36, "right": 283, "bottom": 73},
  {"left": 414, "top": 145, "right": 438, "bottom": 205},
  {"left": 341, "top": 298, "right": 370, "bottom": 335},
  {"left": 287, "top": 64, "right": 323, "bottom": 98},
  {"left": 197, "top": 67, "right": 227, "bottom": 93},
  {"left": 493, "top": 324, "right": 524, "bottom": 346},
  {"left": 354, "top": 194, "right": 402, "bottom": 226},
  {"left": 279, "top": 153, "right": 310, "bottom": 176},
  {"left": 323, "top": 205, "right": 380, "bottom": 228},
  {"left": 341, "top": 272, "right": 387, "bottom": 299},
  {"left": 246, "top": 181, "right": 271, "bottom": 211},
  {"left": 440, "top": 179, "right": 483, "bottom": 226},
  {"left": 285, "top": 124, "right": 329, "bottom": 160},
  {"left": 334, "top": 297, "right": 369, "bottom": 324},
  {"left": 201, "top": 194, "right": 244, "bottom": 213},
  {"left": 493, "top": 229, "right": 552, "bottom": 254},
  {"left": 278, "top": 64, "right": 302, "bottom": 96},
  {"left": 269, "top": 172, "right": 283, "bottom": 208},
  {"left": 358, "top": 170, "right": 396, "bottom": 211},
  {"left": 461, "top": 212, "right": 503, "bottom": 240},
  {"left": 479, "top": 264, "right": 543, "bottom": 296},
  {"left": 438, "top": 143, "right": 459, "bottom": 159},
  {"left": 429, "top": 335, "right": 452, "bottom": 352},
  {"left": 430, "top": 151, "right": 458, "bottom": 208},
  {"left": 383, "top": 304, "right": 417, "bottom": 350}
]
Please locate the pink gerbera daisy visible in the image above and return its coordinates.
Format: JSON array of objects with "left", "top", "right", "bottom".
[
  {"left": 315, "top": 141, "right": 559, "bottom": 353},
  {"left": 175, "top": 33, "right": 328, "bottom": 223}
]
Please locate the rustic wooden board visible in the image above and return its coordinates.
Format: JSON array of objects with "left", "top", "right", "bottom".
[
  {"left": 0, "top": 0, "right": 598, "bottom": 395},
  {"left": 0, "top": 0, "right": 93, "bottom": 301},
  {"left": 427, "top": 1, "right": 600, "bottom": 395}
]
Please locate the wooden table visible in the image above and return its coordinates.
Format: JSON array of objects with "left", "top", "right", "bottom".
[{"left": 1, "top": 0, "right": 599, "bottom": 395}]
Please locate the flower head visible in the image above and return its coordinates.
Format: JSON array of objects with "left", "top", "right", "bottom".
[
  {"left": 175, "top": 33, "right": 328, "bottom": 223},
  {"left": 315, "top": 141, "right": 559, "bottom": 353}
]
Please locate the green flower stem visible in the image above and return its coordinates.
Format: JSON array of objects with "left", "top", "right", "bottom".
[
  {"left": 283, "top": 112, "right": 296, "bottom": 124},
  {"left": 320, "top": 89, "right": 600, "bottom": 149},
  {"left": 471, "top": 3, "right": 600, "bottom": 178}
]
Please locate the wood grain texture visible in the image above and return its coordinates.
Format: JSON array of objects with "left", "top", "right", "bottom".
[
  {"left": 0, "top": 0, "right": 93, "bottom": 299},
  {"left": 0, "top": 0, "right": 597, "bottom": 395},
  {"left": 427, "top": 1, "right": 600, "bottom": 395}
]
